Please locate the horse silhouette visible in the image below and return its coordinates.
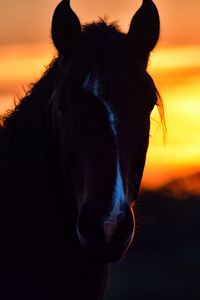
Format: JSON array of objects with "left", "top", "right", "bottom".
[{"left": 0, "top": 0, "right": 160, "bottom": 299}]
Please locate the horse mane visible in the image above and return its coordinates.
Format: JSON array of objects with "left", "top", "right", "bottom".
[
  {"left": 0, "top": 58, "right": 59, "bottom": 129},
  {"left": 156, "top": 90, "right": 166, "bottom": 141}
]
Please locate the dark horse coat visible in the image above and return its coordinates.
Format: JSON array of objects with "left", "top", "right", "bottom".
[{"left": 0, "top": 1, "right": 160, "bottom": 299}]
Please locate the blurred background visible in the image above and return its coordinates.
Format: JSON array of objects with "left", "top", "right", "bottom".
[{"left": 0, "top": 0, "right": 200, "bottom": 299}]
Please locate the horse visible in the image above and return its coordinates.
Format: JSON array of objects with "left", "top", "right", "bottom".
[{"left": 0, "top": 0, "right": 161, "bottom": 299}]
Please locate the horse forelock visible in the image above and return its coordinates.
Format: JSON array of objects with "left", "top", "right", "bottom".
[{"left": 82, "top": 19, "right": 123, "bottom": 44}]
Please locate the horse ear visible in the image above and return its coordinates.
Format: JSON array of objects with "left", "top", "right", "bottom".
[
  {"left": 51, "top": 0, "right": 81, "bottom": 57},
  {"left": 127, "top": 0, "right": 160, "bottom": 67}
]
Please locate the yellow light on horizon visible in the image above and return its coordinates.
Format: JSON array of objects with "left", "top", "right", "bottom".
[
  {"left": 149, "top": 46, "right": 200, "bottom": 70},
  {"left": 142, "top": 46, "right": 200, "bottom": 189}
]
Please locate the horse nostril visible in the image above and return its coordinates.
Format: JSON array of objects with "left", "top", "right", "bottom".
[
  {"left": 76, "top": 205, "right": 135, "bottom": 261},
  {"left": 77, "top": 207, "right": 103, "bottom": 242}
]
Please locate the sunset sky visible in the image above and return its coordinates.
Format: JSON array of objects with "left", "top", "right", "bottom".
[{"left": 0, "top": 0, "right": 200, "bottom": 189}]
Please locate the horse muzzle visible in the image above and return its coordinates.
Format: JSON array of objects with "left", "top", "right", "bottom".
[{"left": 76, "top": 205, "right": 135, "bottom": 262}]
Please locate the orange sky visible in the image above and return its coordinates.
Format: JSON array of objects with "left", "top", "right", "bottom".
[{"left": 0, "top": 0, "right": 200, "bottom": 189}]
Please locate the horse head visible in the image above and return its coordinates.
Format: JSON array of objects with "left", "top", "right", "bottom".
[{"left": 51, "top": 0, "right": 160, "bottom": 262}]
